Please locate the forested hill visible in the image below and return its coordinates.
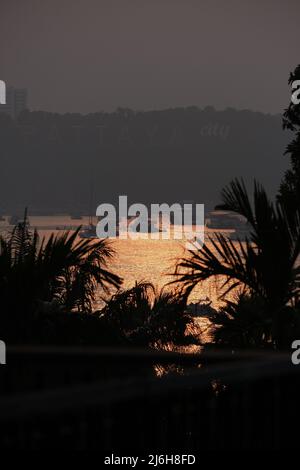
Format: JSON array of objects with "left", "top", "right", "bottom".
[{"left": 0, "top": 106, "right": 290, "bottom": 213}]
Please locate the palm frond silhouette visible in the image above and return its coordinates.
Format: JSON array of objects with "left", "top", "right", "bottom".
[
  {"left": 101, "top": 281, "right": 196, "bottom": 346},
  {"left": 174, "top": 179, "right": 300, "bottom": 347},
  {"left": 0, "top": 210, "right": 122, "bottom": 318}
]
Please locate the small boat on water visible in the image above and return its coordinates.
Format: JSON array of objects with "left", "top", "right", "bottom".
[
  {"left": 79, "top": 224, "right": 97, "bottom": 239},
  {"left": 79, "top": 217, "right": 168, "bottom": 239},
  {"left": 127, "top": 217, "right": 165, "bottom": 234},
  {"left": 70, "top": 213, "right": 83, "bottom": 220},
  {"left": 79, "top": 224, "right": 121, "bottom": 239}
]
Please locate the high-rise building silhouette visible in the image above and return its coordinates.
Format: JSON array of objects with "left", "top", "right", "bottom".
[{"left": 0, "top": 86, "right": 28, "bottom": 119}]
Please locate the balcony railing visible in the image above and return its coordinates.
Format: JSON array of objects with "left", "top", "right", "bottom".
[{"left": 0, "top": 346, "right": 299, "bottom": 450}]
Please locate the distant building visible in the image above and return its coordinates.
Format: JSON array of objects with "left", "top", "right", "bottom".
[{"left": 0, "top": 86, "right": 28, "bottom": 119}]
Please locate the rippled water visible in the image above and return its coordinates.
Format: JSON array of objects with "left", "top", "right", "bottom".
[{"left": 0, "top": 215, "right": 235, "bottom": 309}]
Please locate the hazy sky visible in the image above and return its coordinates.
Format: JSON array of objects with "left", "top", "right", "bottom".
[{"left": 1, "top": 0, "right": 299, "bottom": 114}]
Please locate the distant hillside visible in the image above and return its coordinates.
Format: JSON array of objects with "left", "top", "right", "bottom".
[{"left": 0, "top": 107, "right": 290, "bottom": 213}]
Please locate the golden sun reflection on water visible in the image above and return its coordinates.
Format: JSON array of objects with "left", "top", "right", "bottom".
[
  {"left": 1, "top": 215, "right": 239, "bottom": 351},
  {"left": 110, "top": 236, "right": 235, "bottom": 309},
  {"left": 0, "top": 215, "right": 237, "bottom": 310}
]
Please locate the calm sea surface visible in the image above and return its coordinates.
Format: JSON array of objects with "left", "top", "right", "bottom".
[{"left": 0, "top": 215, "right": 235, "bottom": 309}]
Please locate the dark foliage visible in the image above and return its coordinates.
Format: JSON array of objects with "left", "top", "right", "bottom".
[
  {"left": 101, "top": 282, "right": 198, "bottom": 347},
  {"left": 0, "top": 211, "right": 122, "bottom": 342},
  {"left": 174, "top": 179, "right": 300, "bottom": 348}
]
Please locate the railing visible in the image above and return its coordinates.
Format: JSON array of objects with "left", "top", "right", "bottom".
[{"left": 0, "top": 346, "right": 299, "bottom": 450}]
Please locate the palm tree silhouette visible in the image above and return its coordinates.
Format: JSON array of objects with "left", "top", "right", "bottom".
[
  {"left": 0, "top": 210, "right": 122, "bottom": 327},
  {"left": 101, "top": 281, "right": 196, "bottom": 346},
  {"left": 174, "top": 179, "right": 300, "bottom": 348}
]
